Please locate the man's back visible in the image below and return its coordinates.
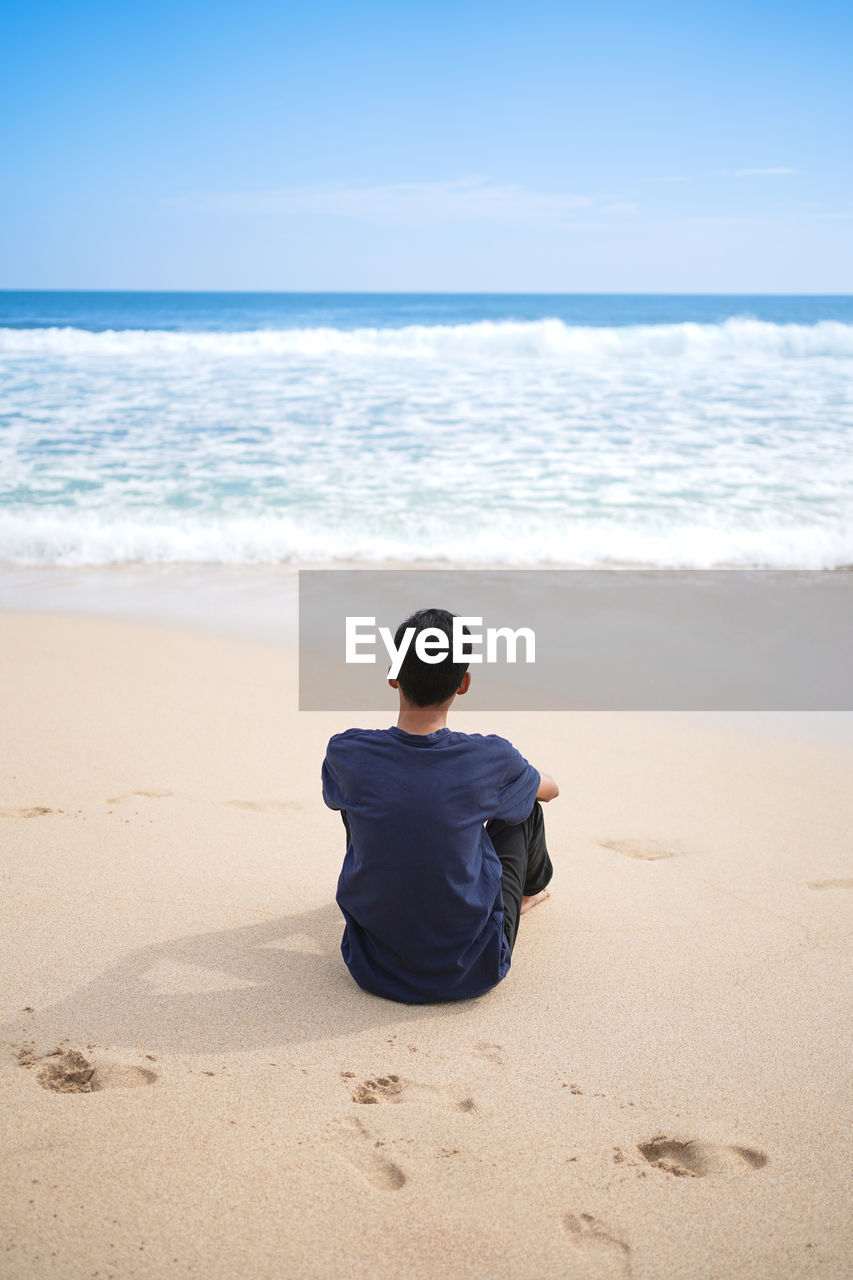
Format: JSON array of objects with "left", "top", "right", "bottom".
[{"left": 322, "top": 724, "right": 540, "bottom": 1003}]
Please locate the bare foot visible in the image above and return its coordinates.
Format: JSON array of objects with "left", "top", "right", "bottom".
[{"left": 520, "top": 889, "right": 550, "bottom": 915}]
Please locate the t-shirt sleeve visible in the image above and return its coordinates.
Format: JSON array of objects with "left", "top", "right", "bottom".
[
  {"left": 321, "top": 740, "right": 346, "bottom": 811},
  {"left": 493, "top": 741, "right": 540, "bottom": 824}
]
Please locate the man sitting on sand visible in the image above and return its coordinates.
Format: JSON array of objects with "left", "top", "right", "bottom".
[{"left": 322, "top": 607, "right": 558, "bottom": 1004}]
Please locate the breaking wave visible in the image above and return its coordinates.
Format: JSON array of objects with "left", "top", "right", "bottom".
[{"left": 3, "top": 317, "right": 853, "bottom": 361}]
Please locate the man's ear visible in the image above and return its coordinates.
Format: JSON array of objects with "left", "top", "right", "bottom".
[
  {"left": 456, "top": 672, "right": 472, "bottom": 696},
  {"left": 388, "top": 676, "right": 399, "bottom": 690}
]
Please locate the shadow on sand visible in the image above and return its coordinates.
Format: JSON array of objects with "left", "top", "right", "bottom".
[{"left": 3, "top": 903, "right": 465, "bottom": 1056}]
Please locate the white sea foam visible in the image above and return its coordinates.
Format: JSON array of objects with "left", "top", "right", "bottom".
[
  {"left": 2, "top": 318, "right": 852, "bottom": 568},
  {"left": 0, "top": 510, "right": 850, "bottom": 570}
]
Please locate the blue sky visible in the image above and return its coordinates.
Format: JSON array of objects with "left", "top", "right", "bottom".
[{"left": 2, "top": 0, "right": 851, "bottom": 291}]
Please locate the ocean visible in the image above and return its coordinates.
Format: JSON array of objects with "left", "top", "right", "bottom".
[{"left": 1, "top": 292, "right": 852, "bottom": 569}]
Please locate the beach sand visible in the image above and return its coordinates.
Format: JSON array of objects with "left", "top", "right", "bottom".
[{"left": 1, "top": 610, "right": 851, "bottom": 1279}]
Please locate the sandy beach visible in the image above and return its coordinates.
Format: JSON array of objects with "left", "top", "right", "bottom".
[
  {"left": 1, "top": 608, "right": 851, "bottom": 1279},
  {"left": 5, "top": 0, "right": 853, "bottom": 1268}
]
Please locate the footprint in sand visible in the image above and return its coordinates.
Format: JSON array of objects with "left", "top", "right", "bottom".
[
  {"left": 350, "top": 1074, "right": 406, "bottom": 1104},
  {"left": 563, "top": 1213, "right": 632, "bottom": 1279},
  {"left": 348, "top": 1074, "right": 478, "bottom": 1114},
  {"left": 637, "top": 1136, "right": 767, "bottom": 1177},
  {"left": 473, "top": 1042, "right": 505, "bottom": 1065},
  {"left": 0, "top": 806, "right": 55, "bottom": 818},
  {"left": 223, "top": 800, "right": 302, "bottom": 813},
  {"left": 18, "top": 1046, "right": 157, "bottom": 1094},
  {"left": 106, "top": 790, "right": 173, "bottom": 805},
  {"left": 333, "top": 1115, "right": 406, "bottom": 1191},
  {"left": 600, "top": 839, "right": 679, "bottom": 861},
  {"left": 807, "top": 878, "right": 853, "bottom": 891}
]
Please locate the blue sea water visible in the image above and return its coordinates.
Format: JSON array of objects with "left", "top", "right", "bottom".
[{"left": 1, "top": 292, "right": 852, "bottom": 568}]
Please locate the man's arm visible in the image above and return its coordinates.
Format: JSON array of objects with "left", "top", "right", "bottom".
[{"left": 536, "top": 771, "right": 559, "bottom": 802}]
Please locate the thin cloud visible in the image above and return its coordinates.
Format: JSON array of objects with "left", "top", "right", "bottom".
[
  {"left": 175, "top": 177, "right": 593, "bottom": 227},
  {"left": 602, "top": 201, "right": 640, "bottom": 216},
  {"left": 734, "top": 167, "right": 796, "bottom": 176}
]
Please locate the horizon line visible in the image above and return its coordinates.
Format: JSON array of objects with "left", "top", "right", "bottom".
[{"left": 2, "top": 288, "right": 853, "bottom": 298}]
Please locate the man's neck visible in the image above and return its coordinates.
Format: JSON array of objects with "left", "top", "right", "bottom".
[{"left": 395, "top": 697, "right": 453, "bottom": 736}]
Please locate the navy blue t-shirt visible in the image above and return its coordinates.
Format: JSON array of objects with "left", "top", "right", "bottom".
[{"left": 322, "top": 726, "right": 540, "bottom": 1004}]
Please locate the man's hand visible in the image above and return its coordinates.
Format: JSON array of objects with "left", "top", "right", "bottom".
[{"left": 536, "top": 771, "right": 559, "bottom": 802}]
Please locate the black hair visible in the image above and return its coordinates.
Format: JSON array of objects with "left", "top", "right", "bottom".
[{"left": 393, "top": 607, "right": 469, "bottom": 707}]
